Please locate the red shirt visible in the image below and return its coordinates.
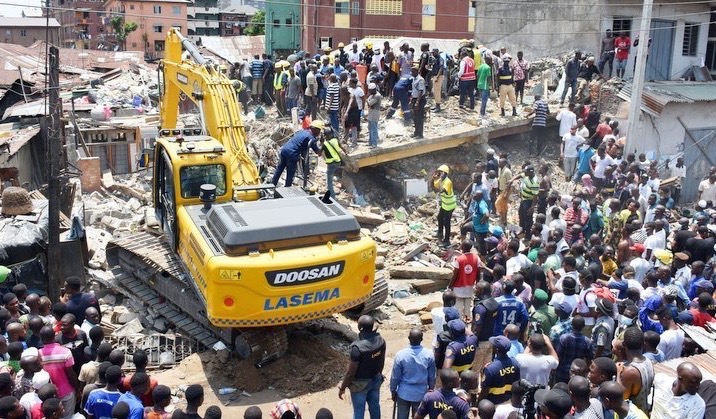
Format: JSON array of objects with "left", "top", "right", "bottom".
[
  {"left": 689, "top": 309, "right": 715, "bottom": 327},
  {"left": 596, "top": 123, "right": 612, "bottom": 138},
  {"left": 452, "top": 253, "right": 479, "bottom": 288},
  {"left": 615, "top": 36, "right": 631, "bottom": 60}
]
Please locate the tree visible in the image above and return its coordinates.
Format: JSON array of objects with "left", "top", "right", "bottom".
[
  {"left": 244, "top": 10, "right": 265, "bottom": 36},
  {"left": 110, "top": 16, "right": 138, "bottom": 51}
]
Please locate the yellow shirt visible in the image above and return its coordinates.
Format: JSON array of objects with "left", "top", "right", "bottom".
[{"left": 601, "top": 256, "right": 618, "bottom": 277}]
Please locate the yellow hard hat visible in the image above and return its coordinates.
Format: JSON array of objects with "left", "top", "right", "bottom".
[
  {"left": 365, "top": 42, "right": 373, "bottom": 49},
  {"left": 309, "top": 120, "right": 325, "bottom": 130},
  {"left": 338, "top": 42, "right": 345, "bottom": 48},
  {"left": 438, "top": 164, "right": 449, "bottom": 174}
]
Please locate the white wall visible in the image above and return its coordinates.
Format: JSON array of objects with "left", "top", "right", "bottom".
[
  {"left": 603, "top": 1, "right": 710, "bottom": 80},
  {"left": 629, "top": 101, "right": 716, "bottom": 160}
]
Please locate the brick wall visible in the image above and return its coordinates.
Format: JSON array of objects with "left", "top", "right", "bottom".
[{"left": 77, "top": 157, "right": 101, "bottom": 193}]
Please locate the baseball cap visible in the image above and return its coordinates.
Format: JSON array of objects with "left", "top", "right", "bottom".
[
  {"left": 485, "top": 236, "right": 499, "bottom": 246},
  {"left": 447, "top": 319, "right": 466, "bottom": 336},
  {"left": 535, "top": 388, "right": 573, "bottom": 417},
  {"left": 489, "top": 335, "right": 511, "bottom": 352},
  {"left": 677, "top": 310, "right": 694, "bottom": 325},
  {"left": 674, "top": 252, "right": 689, "bottom": 262},
  {"left": 534, "top": 289, "right": 549, "bottom": 302},
  {"left": 555, "top": 302, "right": 573, "bottom": 315},
  {"left": 489, "top": 225, "right": 504, "bottom": 237},
  {"left": 443, "top": 307, "right": 460, "bottom": 322},
  {"left": 32, "top": 370, "right": 50, "bottom": 390},
  {"left": 698, "top": 200, "right": 708, "bottom": 209},
  {"left": 629, "top": 243, "right": 645, "bottom": 253},
  {"left": 695, "top": 279, "right": 715, "bottom": 292}
]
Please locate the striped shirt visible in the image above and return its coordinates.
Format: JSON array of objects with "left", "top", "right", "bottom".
[
  {"left": 532, "top": 99, "right": 548, "bottom": 127},
  {"left": 250, "top": 59, "right": 264, "bottom": 79},
  {"left": 326, "top": 82, "right": 341, "bottom": 111},
  {"left": 39, "top": 343, "right": 75, "bottom": 398}
]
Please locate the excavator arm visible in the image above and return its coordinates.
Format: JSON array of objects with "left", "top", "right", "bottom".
[{"left": 158, "top": 27, "right": 259, "bottom": 195}]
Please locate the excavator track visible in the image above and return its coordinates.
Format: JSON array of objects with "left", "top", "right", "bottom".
[{"left": 106, "top": 231, "right": 387, "bottom": 364}]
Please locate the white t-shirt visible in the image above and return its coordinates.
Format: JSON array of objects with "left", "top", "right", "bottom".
[
  {"left": 482, "top": 173, "right": 498, "bottom": 193},
  {"left": 590, "top": 154, "right": 615, "bottom": 179},
  {"left": 577, "top": 126, "right": 590, "bottom": 138},
  {"left": 630, "top": 257, "right": 651, "bottom": 282},
  {"left": 514, "top": 353, "right": 558, "bottom": 386},
  {"left": 651, "top": 373, "right": 705, "bottom": 419},
  {"left": 549, "top": 292, "right": 579, "bottom": 313},
  {"left": 352, "top": 87, "right": 365, "bottom": 110},
  {"left": 657, "top": 329, "right": 685, "bottom": 361},
  {"left": 643, "top": 232, "right": 666, "bottom": 258},
  {"left": 698, "top": 178, "right": 716, "bottom": 202},
  {"left": 494, "top": 404, "right": 522, "bottom": 419},
  {"left": 577, "top": 288, "right": 598, "bottom": 326},
  {"left": 506, "top": 254, "right": 533, "bottom": 276},
  {"left": 431, "top": 307, "right": 447, "bottom": 345},
  {"left": 550, "top": 219, "right": 567, "bottom": 235},
  {"left": 562, "top": 133, "right": 585, "bottom": 158},
  {"left": 557, "top": 110, "right": 577, "bottom": 136}
]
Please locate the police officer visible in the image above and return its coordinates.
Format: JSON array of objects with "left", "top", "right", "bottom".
[
  {"left": 414, "top": 369, "right": 470, "bottom": 419},
  {"left": 338, "top": 315, "right": 386, "bottom": 419},
  {"left": 321, "top": 127, "right": 347, "bottom": 199},
  {"left": 271, "top": 120, "right": 324, "bottom": 187},
  {"left": 497, "top": 56, "right": 517, "bottom": 117},
  {"left": 471, "top": 281, "right": 498, "bottom": 379},
  {"left": 442, "top": 320, "right": 478, "bottom": 373}
]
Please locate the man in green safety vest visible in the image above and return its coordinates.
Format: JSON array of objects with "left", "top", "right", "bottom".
[
  {"left": 273, "top": 61, "right": 289, "bottom": 117},
  {"left": 321, "top": 127, "right": 347, "bottom": 199},
  {"left": 433, "top": 164, "right": 457, "bottom": 248},
  {"left": 518, "top": 165, "right": 540, "bottom": 237}
]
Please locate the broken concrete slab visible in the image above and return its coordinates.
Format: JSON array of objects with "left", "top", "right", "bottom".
[
  {"left": 375, "top": 256, "right": 385, "bottom": 270},
  {"left": 411, "top": 279, "right": 449, "bottom": 294},
  {"left": 393, "top": 294, "right": 442, "bottom": 315},
  {"left": 402, "top": 243, "right": 430, "bottom": 261},
  {"left": 420, "top": 311, "right": 432, "bottom": 325},
  {"left": 374, "top": 221, "right": 409, "bottom": 244},
  {"left": 389, "top": 265, "right": 453, "bottom": 280},
  {"left": 349, "top": 208, "right": 386, "bottom": 226},
  {"left": 112, "top": 317, "right": 144, "bottom": 337}
]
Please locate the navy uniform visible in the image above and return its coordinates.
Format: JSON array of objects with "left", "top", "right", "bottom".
[
  {"left": 472, "top": 296, "right": 498, "bottom": 372},
  {"left": 481, "top": 336, "right": 520, "bottom": 405},
  {"left": 415, "top": 388, "right": 470, "bottom": 419},
  {"left": 443, "top": 320, "right": 478, "bottom": 372}
]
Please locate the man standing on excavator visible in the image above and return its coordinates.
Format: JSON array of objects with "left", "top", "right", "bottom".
[{"left": 271, "top": 121, "right": 324, "bottom": 187}]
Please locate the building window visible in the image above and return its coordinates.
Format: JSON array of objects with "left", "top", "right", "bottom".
[
  {"left": 129, "top": 5, "right": 134, "bottom": 9},
  {"left": 153, "top": 25, "right": 163, "bottom": 33},
  {"left": 366, "top": 0, "right": 402, "bottom": 15},
  {"left": 683, "top": 22, "right": 699, "bottom": 56},
  {"left": 612, "top": 16, "right": 632, "bottom": 34},
  {"left": 131, "top": 42, "right": 137, "bottom": 47},
  {"left": 173, "top": 25, "right": 181, "bottom": 31},
  {"left": 320, "top": 36, "right": 332, "bottom": 50},
  {"left": 351, "top": 1, "right": 359, "bottom": 15},
  {"left": 285, "top": 18, "right": 292, "bottom": 26},
  {"left": 155, "top": 40, "right": 165, "bottom": 51},
  {"left": 172, "top": 6, "right": 181, "bottom": 15},
  {"left": 153, "top": 5, "right": 161, "bottom": 13},
  {"left": 273, "top": 19, "right": 279, "bottom": 27},
  {"left": 20, "top": 29, "right": 27, "bottom": 37},
  {"left": 336, "top": 1, "right": 349, "bottom": 14}
]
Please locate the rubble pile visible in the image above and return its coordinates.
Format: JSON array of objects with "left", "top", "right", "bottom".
[{"left": 589, "top": 77, "right": 625, "bottom": 115}]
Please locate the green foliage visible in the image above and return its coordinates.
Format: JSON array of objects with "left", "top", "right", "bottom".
[
  {"left": 244, "top": 10, "right": 265, "bottom": 36},
  {"left": 110, "top": 16, "right": 139, "bottom": 50}
]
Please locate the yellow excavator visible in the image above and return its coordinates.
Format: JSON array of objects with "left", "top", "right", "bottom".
[{"left": 107, "top": 28, "right": 387, "bottom": 364}]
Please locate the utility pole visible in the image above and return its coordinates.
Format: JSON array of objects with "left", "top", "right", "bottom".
[
  {"left": 625, "top": 0, "right": 653, "bottom": 155},
  {"left": 46, "top": 45, "right": 62, "bottom": 301}
]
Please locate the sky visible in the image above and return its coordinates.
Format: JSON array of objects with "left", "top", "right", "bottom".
[{"left": 1, "top": 0, "right": 43, "bottom": 18}]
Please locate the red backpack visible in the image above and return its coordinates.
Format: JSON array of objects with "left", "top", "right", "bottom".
[{"left": 584, "top": 285, "right": 617, "bottom": 304}]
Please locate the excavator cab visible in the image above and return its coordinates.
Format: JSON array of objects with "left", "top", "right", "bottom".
[{"left": 179, "top": 164, "right": 226, "bottom": 198}]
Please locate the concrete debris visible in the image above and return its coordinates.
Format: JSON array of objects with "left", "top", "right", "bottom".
[
  {"left": 113, "top": 317, "right": 144, "bottom": 336},
  {"left": 388, "top": 266, "right": 453, "bottom": 281}
]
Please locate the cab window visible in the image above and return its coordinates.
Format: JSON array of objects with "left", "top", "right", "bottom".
[{"left": 180, "top": 164, "right": 227, "bottom": 198}]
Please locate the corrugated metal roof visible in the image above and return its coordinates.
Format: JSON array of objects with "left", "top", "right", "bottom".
[
  {"left": 0, "top": 125, "right": 40, "bottom": 157},
  {"left": 618, "top": 81, "right": 716, "bottom": 117},
  {"left": 653, "top": 351, "right": 716, "bottom": 381},
  {"left": 0, "top": 17, "right": 60, "bottom": 28},
  {"left": 194, "top": 35, "right": 265, "bottom": 63},
  {"left": 220, "top": 5, "right": 258, "bottom": 14}
]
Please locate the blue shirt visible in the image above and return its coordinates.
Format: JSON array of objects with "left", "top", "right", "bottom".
[
  {"left": 506, "top": 339, "right": 524, "bottom": 358},
  {"left": 282, "top": 130, "right": 321, "bottom": 160},
  {"left": 416, "top": 388, "right": 470, "bottom": 419},
  {"left": 577, "top": 146, "right": 596, "bottom": 175},
  {"left": 390, "top": 345, "right": 436, "bottom": 403},
  {"left": 85, "top": 388, "right": 122, "bottom": 419},
  {"left": 472, "top": 200, "right": 489, "bottom": 234},
  {"left": 493, "top": 295, "right": 529, "bottom": 336},
  {"left": 116, "top": 392, "right": 144, "bottom": 419}
]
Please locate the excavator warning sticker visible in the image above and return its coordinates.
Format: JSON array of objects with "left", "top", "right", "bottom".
[{"left": 219, "top": 270, "right": 240, "bottom": 280}]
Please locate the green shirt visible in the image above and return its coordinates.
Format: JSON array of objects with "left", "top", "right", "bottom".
[
  {"left": 530, "top": 305, "right": 558, "bottom": 336},
  {"left": 477, "top": 63, "right": 492, "bottom": 90}
]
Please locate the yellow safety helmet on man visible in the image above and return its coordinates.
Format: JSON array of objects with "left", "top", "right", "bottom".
[{"left": 438, "top": 164, "right": 450, "bottom": 174}]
